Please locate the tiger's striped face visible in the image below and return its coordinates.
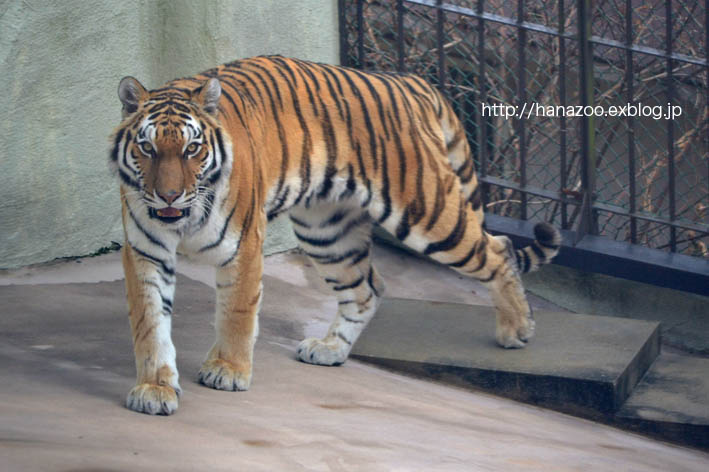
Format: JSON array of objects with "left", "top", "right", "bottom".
[{"left": 110, "top": 77, "right": 227, "bottom": 228}]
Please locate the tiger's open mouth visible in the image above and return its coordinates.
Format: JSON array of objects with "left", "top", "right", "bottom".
[{"left": 149, "top": 207, "right": 190, "bottom": 223}]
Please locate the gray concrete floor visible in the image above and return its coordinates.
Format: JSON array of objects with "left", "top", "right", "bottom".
[{"left": 1, "top": 244, "right": 707, "bottom": 471}]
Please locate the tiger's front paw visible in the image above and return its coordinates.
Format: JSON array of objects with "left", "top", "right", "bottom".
[
  {"left": 126, "top": 383, "right": 181, "bottom": 415},
  {"left": 198, "top": 359, "right": 251, "bottom": 391},
  {"left": 296, "top": 337, "right": 349, "bottom": 366},
  {"left": 496, "top": 316, "right": 535, "bottom": 349}
]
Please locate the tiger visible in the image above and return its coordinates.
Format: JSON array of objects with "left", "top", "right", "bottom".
[{"left": 109, "top": 55, "right": 561, "bottom": 415}]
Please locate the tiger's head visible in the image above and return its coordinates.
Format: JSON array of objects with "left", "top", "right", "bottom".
[{"left": 109, "top": 76, "right": 230, "bottom": 228}]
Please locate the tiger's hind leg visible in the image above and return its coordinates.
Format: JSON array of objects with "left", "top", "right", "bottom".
[
  {"left": 290, "top": 202, "right": 384, "bottom": 366},
  {"left": 383, "top": 188, "right": 535, "bottom": 349},
  {"left": 479, "top": 234, "right": 535, "bottom": 348}
]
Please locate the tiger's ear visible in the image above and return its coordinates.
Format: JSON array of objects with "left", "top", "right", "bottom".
[
  {"left": 118, "top": 76, "right": 148, "bottom": 116},
  {"left": 193, "top": 78, "right": 221, "bottom": 115}
]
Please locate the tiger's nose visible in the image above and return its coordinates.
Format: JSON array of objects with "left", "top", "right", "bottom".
[{"left": 158, "top": 190, "right": 180, "bottom": 205}]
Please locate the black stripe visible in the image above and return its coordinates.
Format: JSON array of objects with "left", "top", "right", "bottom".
[
  {"left": 271, "top": 59, "right": 312, "bottom": 207},
  {"left": 339, "top": 69, "right": 378, "bottom": 171},
  {"left": 216, "top": 83, "right": 248, "bottom": 129},
  {"left": 466, "top": 240, "right": 488, "bottom": 273},
  {"left": 333, "top": 276, "right": 364, "bottom": 291},
  {"left": 127, "top": 204, "right": 168, "bottom": 251},
  {"left": 457, "top": 156, "right": 475, "bottom": 183},
  {"left": 195, "top": 191, "right": 216, "bottom": 230},
  {"left": 321, "top": 209, "right": 349, "bottom": 227},
  {"left": 289, "top": 215, "right": 311, "bottom": 228},
  {"left": 371, "top": 73, "right": 402, "bottom": 130},
  {"left": 426, "top": 166, "right": 446, "bottom": 231},
  {"left": 478, "top": 267, "right": 499, "bottom": 283},
  {"left": 245, "top": 65, "right": 290, "bottom": 196},
  {"left": 339, "top": 163, "right": 357, "bottom": 201},
  {"left": 306, "top": 246, "right": 368, "bottom": 266},
  {"left": 247, "top": 61, "right": 284, "bottom": 110},
  {"left": 519, "top": 249, "right": 531, "bottom": 273},
  {"left": 200, "top": 203, "right": 237, "bottom": 252},
  {"left": 292, "top": 63, "right": 318, "bottom": 117},
  {"left": 121, "top": 130, "right": 135, "bottom": 173},
  {"left": 129, "top": 243, "right": 175, "bottom": 279},
  {"left": 336, "top": 332, "right": 352, "bottom": 345},
  {"left": 361, "top": 179, "right": 373, "bottom": 207},
  {"left": 220, "top": 189, "right": 256, "bottom": 267},
  {"left": 377, "top": 136, "right": 392, "bottom": 223},
  {"left": 531, "top": 243, "right": 546, "bottom": 261},
  {"left": 110, "top": 128, "right": 125, "bottom": 162},
  {"left": 351, "top": 70, "right": 390, "bottom": 141},
  {"left": 293, "top": 59, "right": 320, "bottom": 91},
  {"left": 119, "top": 169, "right": 140, "bottom": 190},
  {"left": 391, "top": 118, "right": 407, "bottom": 193},
  {"left": 423, "top": 202, "right": 467, "bottom": 255},
  {"left": 349, "top": 247, "right": 370, "bottom": 266},
  {"left": 395, "top": 206, "right": 411, "bottom": 241},
  {"left": 318, "top": 65, "right": 345, "bottom": 120},
  {"left": 354, "top": 140, "right": 369, "bottom": 184},
  {"left": 221, "top": 69, "right": 263, "bottom": 108},
  {"left": 469, "top": 186, "right": 483, "bottom": 211},
  {"left": 317, "top": 95, "right": 338, "bottom": 200},
  {"left": 537, "top": 240, "right": 560, "bottom": 250},
  {"left": 367, "top": 267, "right": 380, "bottom": 297},
  {"left": 294, "top": 214, "right": 369, "bottom": 247},
  {"left": 267, "top": 186, "right": 291, "bottom": 221},
  {"left": 448, "top": 239, "right": 479, "bottom": 268}
]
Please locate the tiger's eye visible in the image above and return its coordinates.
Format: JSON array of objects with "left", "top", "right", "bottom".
[
  {"left": 140, "top": 142, "right": 153, "bottom": 154},
  {"left": 187, "top": 143, "right": 199, "bottom": 153}
]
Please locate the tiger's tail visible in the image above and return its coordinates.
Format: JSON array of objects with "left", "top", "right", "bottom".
[{"left": 514, "top": 222, "right": 562, "bottom": 274}]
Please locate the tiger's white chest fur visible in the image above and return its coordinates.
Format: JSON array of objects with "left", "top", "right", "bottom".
[{"left": 176, "top": 203, "right": 241, "bottom": 267}]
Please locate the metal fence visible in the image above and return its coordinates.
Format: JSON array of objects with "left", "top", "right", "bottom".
[{"left": 339, "top": 0, "right": 708, "bottom": 294}]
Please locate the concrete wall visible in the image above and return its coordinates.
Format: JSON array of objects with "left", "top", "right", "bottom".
[{"left": 0, "top": 0, "right": 338, "bottom": 269}]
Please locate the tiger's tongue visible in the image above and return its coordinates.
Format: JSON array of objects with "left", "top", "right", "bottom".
[{"left": 158, "top": 208, "right": 182, "bottom": 217}]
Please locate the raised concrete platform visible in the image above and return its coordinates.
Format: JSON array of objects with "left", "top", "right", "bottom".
[
  {"left": 617, "top": 353, "right": 709, "bottom": 450},
  {"left": 351, "top": 298, "right": 661, "bottom": 417}
]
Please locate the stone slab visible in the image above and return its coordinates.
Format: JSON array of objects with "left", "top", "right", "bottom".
[
  {"left": 617, "top": 353, "right": 709, "bottom": 450},
  {"left": 351, "top": 298, "right": 660, "bottom": 417}
]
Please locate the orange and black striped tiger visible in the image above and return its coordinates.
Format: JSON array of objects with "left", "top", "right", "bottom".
[{"left": 109, "top": 55, "right": 560, "bottom": 415}]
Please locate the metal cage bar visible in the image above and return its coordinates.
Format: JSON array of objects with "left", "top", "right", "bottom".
[
  {"left": 356, "top": 0, "right": 364, "bottom": 67},
  {"left": 397, "top": 0, "right": 406, "bottom": 72},
  {"left": 516, "top": 0, "right": 528, "bottom": 220},
  {"left": 666, "top": 0, "right": 677, "bottom": 252},
  {"left": 577, "top": 0, "right": 596, "bottom": 241},
  {"left": 339, "top": 0, "right": 350, "bottom": 67},
  {"left": 559, "top": 0, "right": 568, "bottom": 230},
  {"left": 626, "top": 0, "right": 637, "bottom": 244},
  {"left": 477, "top": 0, "right": 489, "bottom": 197},
  {"left": 436, "top": 0, "right": 447, "bottom": 93}
]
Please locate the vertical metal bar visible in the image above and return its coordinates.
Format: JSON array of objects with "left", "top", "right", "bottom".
[
  {"left": 356, "top": 0, "right": 364, "bottom": 68},
  {"left": 626, "top": 0, "right": 637, "bottom": 244},
  {"left": 576, "top": 0, "right": 597, "bottom": 243},
  {"left": 517, "top": 0, "right": 527, "bottom": 220},
  {"left": 396, "top": 0, "right": 406, "bottom": 72},
  {"left": 436, "top": 0, "right": 447, "bottom": 93},
  {"left": 666, "top": 0, "right": 676, "bottom": 252},
  {"left": 338, "top": 0, "right": 350, "bottom": 67},
  {"left": 559, "top": 0, "right": 568, "bottom": 229},
  {"left": 477, "top": 0, "right": 488, "bottom": 205}
]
